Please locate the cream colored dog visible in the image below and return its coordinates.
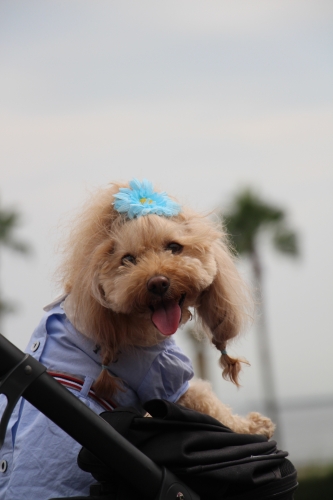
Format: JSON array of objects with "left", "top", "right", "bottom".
[{"left": 59, "top": 180, "right": 274, "bottom": 437}]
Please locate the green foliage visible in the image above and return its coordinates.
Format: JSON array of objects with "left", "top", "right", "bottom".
[
  {"left": 295, "top": 464, "right": 333, "bottom": 500},
  {"left": 0, "top": 200, "right": 31, "bottom": 323},
  {"left": 222, "top": 188, "right": 299, "bottom": 258},
  {"left": 273, "top": 226, "right": 298, "bottom": 255},
  {"left": 0, "top": 205, "right": 30, "bottom": 254}
]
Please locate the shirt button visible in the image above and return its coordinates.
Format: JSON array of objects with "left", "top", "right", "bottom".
[
  {"left": 31, "top": 341, "right": 40, "bottom": 352},
  {"left": 0, "top": 460, "right": 7, "bottom": 473}
]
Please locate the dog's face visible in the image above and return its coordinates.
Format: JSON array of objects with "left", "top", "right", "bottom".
[
  {"left": 97, "top": 213, "right": 218, "bottom": 342},
  {"left": 62, "top": 182, "right": 249, "bottom": 374}
]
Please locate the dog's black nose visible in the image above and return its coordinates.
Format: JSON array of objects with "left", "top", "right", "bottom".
[{"left": 147, "top": 276, "right": 170, "bottom": 296}]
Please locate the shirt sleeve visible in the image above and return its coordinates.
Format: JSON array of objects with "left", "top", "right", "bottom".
[{"left": 136, "top": 343, "right": 194, "bottom": 404}]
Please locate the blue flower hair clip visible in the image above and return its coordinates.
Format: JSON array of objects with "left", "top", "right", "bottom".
[{"left": 113, "top": 179, "right": 181, "bottom": 219}]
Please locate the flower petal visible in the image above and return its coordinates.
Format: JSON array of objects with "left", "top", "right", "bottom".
[{"left": 113, "top": 179, "right": 181, "bottom": 219}]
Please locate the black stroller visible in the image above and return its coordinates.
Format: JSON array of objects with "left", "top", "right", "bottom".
[{"left": 0, "top": 334, "right": 298, "bottom": 500}]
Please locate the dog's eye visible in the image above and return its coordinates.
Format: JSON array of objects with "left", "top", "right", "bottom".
[
  {"left": 121, "top": 254, "right": 136, "bottom": 265},
  {"left": 166, "top": 242, "right": 183, "bottom": 254}
]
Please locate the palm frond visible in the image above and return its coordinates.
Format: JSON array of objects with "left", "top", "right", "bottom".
[
  {"left": 222, "top": 188, "right": 298, "bottom": 259},
  {"left": 0, "top": 206, "right": 31, "bottom": 255}
]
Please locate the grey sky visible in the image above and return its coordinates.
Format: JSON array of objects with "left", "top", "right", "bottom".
[{"left": 1, "top": 1, "right": 332, "bottom": 413}]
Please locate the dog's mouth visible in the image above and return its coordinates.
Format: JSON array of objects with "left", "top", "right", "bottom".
[{"left": 149, "top": 294, "right": 186, "bottom": 336}]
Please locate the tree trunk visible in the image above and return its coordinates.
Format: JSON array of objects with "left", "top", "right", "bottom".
[
  {"left": 251, "top": 246, "right": 283, "bottom": 447},
  {"left": 196, "top": 344, "right": 209, "bottom": 381}
]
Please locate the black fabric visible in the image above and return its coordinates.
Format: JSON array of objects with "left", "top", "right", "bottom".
[{"left": 78, "top": 400, "right": 298, "bottom": 500}]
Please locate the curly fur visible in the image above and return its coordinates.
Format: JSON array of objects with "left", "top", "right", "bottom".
[{"left": 57, "top": 181, "right": 275, "bottom": 437}]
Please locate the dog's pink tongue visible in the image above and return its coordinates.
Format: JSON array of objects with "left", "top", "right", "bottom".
[{"left": 152, "top": 301, "right": 181, "bottom": 336}]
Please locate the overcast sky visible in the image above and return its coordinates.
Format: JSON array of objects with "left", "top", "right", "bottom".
[{"left": 1, "top": 1, "right": 332, "bottom": 412}]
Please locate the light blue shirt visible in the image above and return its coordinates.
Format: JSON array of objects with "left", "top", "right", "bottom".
[{"left": 0, "top": 301, "right": 193, "bottom": 499}]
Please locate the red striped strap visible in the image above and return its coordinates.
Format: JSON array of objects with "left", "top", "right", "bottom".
[{"left": 47, "top": 371, "right": 116, "bottom": 412}]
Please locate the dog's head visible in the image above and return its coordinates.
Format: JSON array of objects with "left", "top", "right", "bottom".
[{"left": 59, "top": 180, "right": 251, "bottom": 396}]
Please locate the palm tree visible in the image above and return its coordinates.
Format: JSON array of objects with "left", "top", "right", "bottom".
[
  {"left": 0, "top": 201, "right": 31, "bottom": 333},
  {"left": 222, "top": 187, "right": 298, "bottom": 445}
]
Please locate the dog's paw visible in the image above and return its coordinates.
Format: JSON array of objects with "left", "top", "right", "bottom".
[{"left": 247, "top": 412, "right": 276, "bottom": 438}]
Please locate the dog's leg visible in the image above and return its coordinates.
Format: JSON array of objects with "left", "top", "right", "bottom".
[{"left": 177, "top": 379, "right": 275, "bottom": 438}]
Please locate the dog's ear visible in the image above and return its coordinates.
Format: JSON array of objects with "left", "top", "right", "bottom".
[{"left": 196, "top": 239, "right": 250, "bottom": 386}]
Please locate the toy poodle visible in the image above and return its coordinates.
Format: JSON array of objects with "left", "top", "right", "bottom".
[
  {"left": 0, "top": 178, "right": 277, "bottom": 499},
  {"left": 58, "top": 179, "right": 274, "bottom": 438}
]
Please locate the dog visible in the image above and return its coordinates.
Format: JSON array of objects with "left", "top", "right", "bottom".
[
  {"left": 0, "top": 179, "right": 274, "bottom": 499},
  {"left": 59, "top": 179, "right": 274, "bottom": 437}
]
